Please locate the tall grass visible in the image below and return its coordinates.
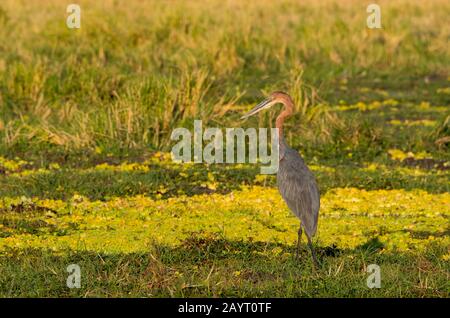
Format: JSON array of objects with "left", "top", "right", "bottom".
[
  {"left": 0, "top": 0, "right": 448, "bottom": 155},
  {"left": 431, "top": 114, "right": 450, "bottom": 148}
]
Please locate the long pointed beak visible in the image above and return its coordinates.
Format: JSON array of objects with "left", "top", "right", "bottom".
[{"left": 241, "top": 98, "right": 273, "bottom": 119}]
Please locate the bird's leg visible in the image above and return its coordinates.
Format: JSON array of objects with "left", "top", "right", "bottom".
[
  {"left": 307, "top": 235, "right": 319, "bottom": 269},
  {"left": 295, "top": 225, "right": 302, "bottom": 259}
]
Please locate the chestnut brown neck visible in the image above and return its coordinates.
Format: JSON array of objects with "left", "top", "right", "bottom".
[{"left": 275, "top": 96, "right": 294, "bottom": 140}]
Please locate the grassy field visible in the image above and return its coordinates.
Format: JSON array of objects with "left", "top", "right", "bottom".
[{"left": 0, "top": 0, "right": 449, "bottom": 297}]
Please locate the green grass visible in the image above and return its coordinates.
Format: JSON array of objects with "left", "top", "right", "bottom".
[
  {"left": 0, "top": 160, "right": 449, "bottom": 201},
  {"left": 0, "top": 160, "right": 449, "bottom": 297},
  {"left": 0, "top": 0, "right": 449, "bottom": 297},
  {"left": 0, "top": 0, "right": 449, "bottom": 156},
  {"left": 1, "top": 244, "right": 448, "bottom": 297}
]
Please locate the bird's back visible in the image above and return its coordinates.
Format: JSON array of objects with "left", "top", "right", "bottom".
[{"left": 277, "top": 145, "right": 320, "bottom": 237}]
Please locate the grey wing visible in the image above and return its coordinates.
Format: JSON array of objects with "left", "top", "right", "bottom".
[{"left": 278, "top": 160, "right": 320, "bottom": 237}]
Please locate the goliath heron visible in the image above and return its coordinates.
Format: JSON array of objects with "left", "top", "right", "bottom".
[{"left": 242, "top": 91, "right": 320, "bottom": 268}]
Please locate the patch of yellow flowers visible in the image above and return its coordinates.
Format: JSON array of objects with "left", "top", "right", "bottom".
[
  {"left": 0, "top": 157, "right": 29, "bottom": 173},
  {"left": 0, "top": 187, "right": 448, "bottom": 257},
  {"left": 94, "top": 162, "right": 150, "bottom": 172}
]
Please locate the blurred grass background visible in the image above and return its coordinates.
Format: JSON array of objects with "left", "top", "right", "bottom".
[{"left": 0, "top": 0, "right": 448, "bottom": 163}]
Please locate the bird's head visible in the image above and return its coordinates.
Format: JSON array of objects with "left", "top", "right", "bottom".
[{"left": 241, "top": 91, "right": 293, "bottom": 119}]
